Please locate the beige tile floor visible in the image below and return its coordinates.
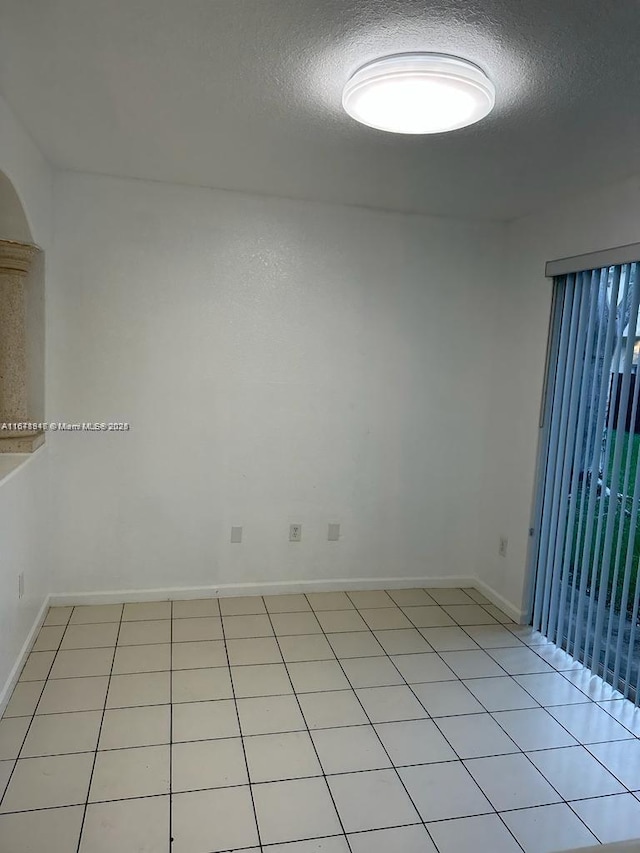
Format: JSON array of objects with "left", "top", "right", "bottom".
[{"left": 1, "top": 587, "right": 640, "bottom": 852}]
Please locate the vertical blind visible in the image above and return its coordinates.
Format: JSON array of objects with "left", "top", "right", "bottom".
[{"left": 533, "top": 260, "right": 640, "bottom": 705}]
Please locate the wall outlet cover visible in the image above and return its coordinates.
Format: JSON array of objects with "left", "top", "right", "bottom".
[{"left": 328, "top": 523, "right": 340, "bottom": 541}]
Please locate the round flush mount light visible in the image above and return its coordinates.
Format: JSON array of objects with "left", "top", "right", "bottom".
[{"left": 342, "top": 53, "right": 495, "bottom": 134}]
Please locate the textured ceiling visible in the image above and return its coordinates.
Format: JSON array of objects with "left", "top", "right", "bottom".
[{"left": 1, "top": 0, "right": 639, "bottom": 220}]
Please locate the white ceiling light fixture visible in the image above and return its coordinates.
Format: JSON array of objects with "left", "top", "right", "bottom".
[{"left": 342, "top": 53, "right": 495, "bottom": 134}]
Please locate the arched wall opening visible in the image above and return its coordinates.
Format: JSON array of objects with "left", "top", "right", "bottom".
[
  {"left": 0, "top": 172, "right": 34, "bottom": 244},
  {"left": 0, "top": 170, "right": 45, "bottom": 450}
]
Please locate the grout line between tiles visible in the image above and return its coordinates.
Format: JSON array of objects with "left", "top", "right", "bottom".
[
  {"left": 219, "top": 601, "right": 264, "bottom": 853},
  {"left": 0, "top": 605, "right": 74, "bottom": 811},
  {"left": 3, "top": 725, "right": 636, "bottom": 760},
  {"left": 73, "top": 603, "right": 124, "bottom": 853},
  {"left": 392, "top": 629, "right": 529, "bottom": 847},
  {"left": 261, "top": 596, "right": 355, "bottom": 853},
  {"left": 301, "top": 591, "right": 457, "bottom": 853},
  {"left": 386, "top": 600, "right": 529, "bottom": 850},
  {"left": 0, "top": 782, "right": 635, "bottom": 819},
  {"left": 398, "top": 602, "right": 628, "bottom": 844},
  {"left": 591, "top": 699, "right": 640, "bottom": 737},
  {"left": 452, "top": 650, "right": 640, "bottom": 811}
]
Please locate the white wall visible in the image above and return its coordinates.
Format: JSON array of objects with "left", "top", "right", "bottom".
[
  {"left": 0, "top": 95, "right": 52, "bottom": 249},
  {"left": 0, "top": 454, "right": 50, "bottom": 696},
  {"left": 48, "top": 171, "right": 505, "bottom": 596},
  {"left": 1, "top": 86, "right": 637, "bottom": 693},
  {"left": 1, "top": 89, "right": 636, "bottom": 693},
  {"left": 0, "top": 94, "right": 53, "bottom": 700},
  {"left": 476, "top": 174, "right": 640, "bottom": 616}
]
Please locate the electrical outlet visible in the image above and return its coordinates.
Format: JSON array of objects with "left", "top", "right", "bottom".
[
  {"left": 289, "top": 524, "right": 302, "bottom": 542},
  {"left": 499, "top": 536, "right": 508, "bottom": 558},
  {"left": 230, "top": 526, "right": 242, "bottom": 544},
  {"left": 328, "top": 523, "right": 340, "bottom": 541},
  {"left": 18, "top": 572, "right": 24, "bottom": 599}
]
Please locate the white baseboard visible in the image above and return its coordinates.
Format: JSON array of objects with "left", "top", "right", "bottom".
[
  {"left": 0, "top": 594, "right": 50, "bottom": 717},
  {"left": 49, "top": 575, "right": 478, "bottom": 606},
  {"left": 473, "top": 577, "right": 526, "bottom": 624}
]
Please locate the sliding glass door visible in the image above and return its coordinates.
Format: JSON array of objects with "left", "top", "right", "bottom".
[{"left": 533, "top": 260, "right": 640, "bottom": 705}]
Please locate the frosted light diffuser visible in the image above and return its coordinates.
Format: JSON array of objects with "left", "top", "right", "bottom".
[{"left": 342, "top": 53, "right": 495, "bottom": 134}]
